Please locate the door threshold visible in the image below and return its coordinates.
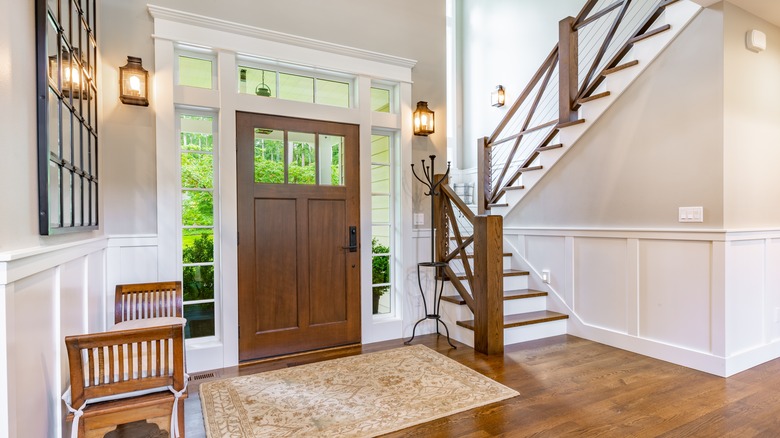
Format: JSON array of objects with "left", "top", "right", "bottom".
[{"left": 239, "top": 343, "right": 363, "bottom": 367}]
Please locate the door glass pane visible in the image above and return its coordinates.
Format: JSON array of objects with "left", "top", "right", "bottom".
[
  {"left": 238, "top": 66, "right": 276, "bottom": 97},
  {"left": 178, "top": 55, "right": 213, "bottom": 89},
  {"left": 318, "top": 134, "right": 344, "bottom": 186},
  {"left": 316, "top": 79, "right": 349, "bottom": 108},
  {"left": 370, "top": 87, "right": 391, "bottom": 112},
  {"left": 184, "top": 303, "right": 215, "bottom": 339},
  {"left": 279, "top": 73, "right": 314, "bottom": 103},
  {"left": 288, "top": 132, "right": 315, "bottom": 185},
  {"left": 182, "top": 230, "right": 214, "bottom": 263},
  {"left": 254, "top": 128, "right": 284, "bottom": 184},
  {"left": 181, "top": 153, "right": 214, "bottom": 189},
  {"left": 371, "top": 134, "right": 390, "bottom": 163}
]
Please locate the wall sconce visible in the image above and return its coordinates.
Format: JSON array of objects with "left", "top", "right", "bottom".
[
  {"left": 491, "top": 85, "right": 506, "bottom": 107},
  {"left": 119, "top": 56, "right": 149, "bottom": 106},
  {"left": 413, "top": 101, "right": 435, "bottom": 136}
]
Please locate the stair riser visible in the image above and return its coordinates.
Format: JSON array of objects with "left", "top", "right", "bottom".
[
  {"left": 444, "top": 275, "right": 528, "bottom": 293},
  {"left": 505, "top": 296, "right": 547, "bottom": 315},
  {"left": 504, "top": 319, "right": 567, "bottom": 345},
  {"left": 447, "top": 257, "right": 513, "bottom": 271}
]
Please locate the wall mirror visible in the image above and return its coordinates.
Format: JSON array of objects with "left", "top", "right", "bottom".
[{"left": 36, "top": 0, "right": 99, "bottom": 234}]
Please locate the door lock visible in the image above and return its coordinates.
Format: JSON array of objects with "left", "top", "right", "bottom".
[{"left": 342, "top": 226, "right": 358, "bottom": 252}]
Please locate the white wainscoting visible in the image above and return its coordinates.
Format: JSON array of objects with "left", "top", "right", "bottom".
[
  {"left": 0, "top": 237, "right": 107, "bottom": 438},
  {"left": 505, "top": 227, "right": 780, "bottom": 377}
]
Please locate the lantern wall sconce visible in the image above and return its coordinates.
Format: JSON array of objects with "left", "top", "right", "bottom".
[
  {"left": 491, "top": 85, "right": 506, "bottom": 107},
  {"left": 119, "top": 56, "right": 149, "bottom": 106},
  {"left": 413, "top": 101, "right": 435, "bottom": 136}
]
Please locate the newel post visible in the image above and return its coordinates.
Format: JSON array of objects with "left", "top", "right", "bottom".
[
  {"left": 476, "top": 136, "right": 489, "bottom": 215},
  {"left": 473, "top": 214, "right": 504, "bottom": 355},
  {"left": 559, "top": 16, "right": 578, "bottom": 124}
]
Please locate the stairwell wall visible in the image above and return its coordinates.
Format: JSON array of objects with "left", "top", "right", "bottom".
[
  {"left": 723, "top": 1, "right": 780, "bottom": 229},
  {"left": 504, "top": 6, "right": 725, "bottom": 229}
]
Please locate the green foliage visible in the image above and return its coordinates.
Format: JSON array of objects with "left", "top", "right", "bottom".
[
  {"left": 372, "top": 238, "right": 390, "bottom": 297},
  {"left": 254, "top": 158, "right": 285, "bottom": 184},
  {"left": 182, "top": 233, "right": 215, "bottom": 301},
  {"left": 182, "top": 191, "right": 213, "bottom": 226}
]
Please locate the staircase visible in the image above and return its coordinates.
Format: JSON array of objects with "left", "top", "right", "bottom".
[
  {"left": 440, "top": 257, "right": 569, "bottom": 347},
  {"left": 434, "top": 0, "right": 703, "bottom": 355}
]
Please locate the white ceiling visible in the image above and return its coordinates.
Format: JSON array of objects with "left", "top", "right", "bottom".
[{"left": 692, "top": 0, "right": 780, "bottom": 28}]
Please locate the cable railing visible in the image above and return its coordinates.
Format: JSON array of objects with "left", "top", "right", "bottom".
[{"left": 479, "top": 0, "right": 678, "bottom": 211}]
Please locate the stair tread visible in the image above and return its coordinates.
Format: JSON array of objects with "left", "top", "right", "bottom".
[
  {"left": 577, "top": 91, "right": 611, "bottom": 105},
  {"left": 456, "top": 310, "right": 568, "bottom": 330},
  {"left": 453, "top": 269, "right": 529, "bottom": 280},
  {"left": 604, "top": 60, "right": 639, "bottom": 75},
  {"left": 537, "top": 143, "right": 563, "bottom": 152},
  {"left": 488, "top": 203, "right": 508, "bottom": 208},
  {"left": 556, "top": 119, "right": 586, "bottom": 128},
  {"left": 442, "top": 288, "right": 547, "bottom": 305},
  {"left": 518, "top": 165, "right": 543, "bottom": 172},
  {"left": 503, "top": 185, "right": 525, "bottom": 191},
  {"left": 628, "top": 24, "right": 671, "bottom": 45},
  {"left": 462, "top": 252, "right": 512, "bottom": 258}
]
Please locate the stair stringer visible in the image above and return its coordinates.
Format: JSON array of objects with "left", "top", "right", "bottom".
[{"left": 489, "top": 0, "right": 702, "bottom": 218}]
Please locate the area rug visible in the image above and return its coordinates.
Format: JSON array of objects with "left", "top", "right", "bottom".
[{"left": 199, "top": 344, "right": 518, "bottom": 437}]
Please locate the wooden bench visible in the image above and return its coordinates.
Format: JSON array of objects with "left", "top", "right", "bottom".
[
  {"left": 114, "top": 281, "right": 183, "bottom": 324},
  {"left": 63, "top": 324, "right": 187, "bottom": 438}
]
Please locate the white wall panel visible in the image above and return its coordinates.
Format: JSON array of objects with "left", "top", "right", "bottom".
[
  {"left": 573, "top": 238, "right": 628, "bottom": 333},
  {"left": 87, "top": 251, "right": 106, "bottom": 334},
  {"left": 725, "top": 240, "right": 765, "bottom": 354},
  {"left": 12, "top": 270, "right": 59, "bottom": 438},
  {"left": 525, "top": 235, "right": 566, "bottom": 296},
  {"left": 766, "top": 239, "right": 780, "bottom": 342},
  {"left": 639, "top": 240, "right": 711, "bottom": 352},
  {"left": 59, "top": 257, "right": 86, "bottom": 402}
]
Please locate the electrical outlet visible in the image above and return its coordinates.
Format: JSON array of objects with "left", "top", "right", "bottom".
[{"left": 542, "top": 270, "right": 551, "bottom": 284}]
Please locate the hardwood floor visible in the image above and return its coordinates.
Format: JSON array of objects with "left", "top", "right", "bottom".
[{"left": 185, "top": 334, "right": 780, "bottom": 437}]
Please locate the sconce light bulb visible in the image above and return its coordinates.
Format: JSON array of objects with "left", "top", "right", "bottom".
[{"left": 129, "top": 75, "right": 141, "bottom": 92}]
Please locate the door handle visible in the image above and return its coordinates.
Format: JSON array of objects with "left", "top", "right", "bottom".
[{"left": 342, "top": 226, "right": 358, "bottom": 252}]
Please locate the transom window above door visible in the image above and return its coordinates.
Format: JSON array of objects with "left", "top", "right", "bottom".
[
  {"left": 237, "top": 63, "right": 352, "bottom": 108},
  {"left": 254, "top": 128, "right": 345, "bottom": 185}
]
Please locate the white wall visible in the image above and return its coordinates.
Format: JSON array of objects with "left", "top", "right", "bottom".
[
  {"left": 506, "top": 6, "right": 725, "bottom": 229},
  {"left": 459, "top": 0, "right": 583, "bottom": 169},
  {"left": 723, "top": 1, "right": 780, "bottom": 229}
]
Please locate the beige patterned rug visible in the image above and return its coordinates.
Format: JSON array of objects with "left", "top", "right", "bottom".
[{"left": 199, "top": 344, "right": 518, "bottom": 437}]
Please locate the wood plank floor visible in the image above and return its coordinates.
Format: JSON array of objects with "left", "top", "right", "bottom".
[{"left": 185, "top": 334, "right": 780, "bottom": 437}]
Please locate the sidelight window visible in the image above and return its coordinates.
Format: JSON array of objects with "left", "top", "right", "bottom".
[
  {"left": 179, "top": 112, "right": 218, "bottom": 339},
  {"left": 371, "top": 133, "right": 395, "bottom": 315}
]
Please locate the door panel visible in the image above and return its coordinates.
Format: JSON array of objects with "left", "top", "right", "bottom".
[
  {"left": 308, "top": 199, "right": 347, "bottom": 326},
  {"left": 253, "top": 198, "right": 298, "bottom": 333},
  {"left": 237, "top": 112, "right": 360, "bottom": 361}
]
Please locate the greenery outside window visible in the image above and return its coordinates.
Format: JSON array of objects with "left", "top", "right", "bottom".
[
  {"left": 371, "top": 133, "right": 394, "bottom": 315},
  {"left": 179, "top": 113, "right": 218, "bottom": 339}
]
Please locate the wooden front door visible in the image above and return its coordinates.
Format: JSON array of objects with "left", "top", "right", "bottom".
[{"left": 236, "top": 112, "right": 361, "bottom": 361}]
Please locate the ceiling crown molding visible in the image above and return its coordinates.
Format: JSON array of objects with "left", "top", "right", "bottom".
[{"left": 147, "top": 4, "right": 418, "bottom": 69}]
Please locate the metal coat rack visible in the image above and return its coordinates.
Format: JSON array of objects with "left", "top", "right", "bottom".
[{"left": 405, "top": 155, "right": 456, "bottom": 348}]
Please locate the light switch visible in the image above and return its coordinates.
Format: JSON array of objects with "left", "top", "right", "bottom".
[
  {"left": 413, "top": 213, "right": 425, "bottom": 225},
  {"left": 678, "top": 207, "right": 703, "bottom": 223}
]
